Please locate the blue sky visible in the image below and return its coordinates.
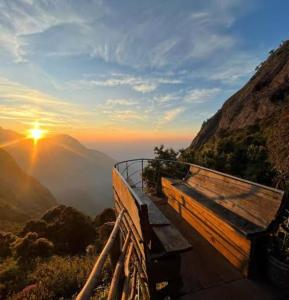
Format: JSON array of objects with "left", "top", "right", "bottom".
[{"left": 0, "top": 0, "right": 288, "bottom": 159}]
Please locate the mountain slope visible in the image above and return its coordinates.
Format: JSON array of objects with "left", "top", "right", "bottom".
[
  {"left": 186, "top": 40, "right": 289, "bottom": 187},
  {"left": 0, "top": 149, "right": 57, "bottom": 231},
  {"left": 0, "top": 129, "right": 115, "bottom": 215}
]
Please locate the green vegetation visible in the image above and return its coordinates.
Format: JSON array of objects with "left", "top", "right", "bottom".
[
  {"left": 192, "top": 126, "right": 276, "bottom": 186},
  {"left": 0, "top": 205, "right": 115, "bottom": 299},
  {"left": 142, "top": 145, "right": 188, "bottom": 195},
  {"left": 144, "top": 125, "right": 278, "bottom": 195}
]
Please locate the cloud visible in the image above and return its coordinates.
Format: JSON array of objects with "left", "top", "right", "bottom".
[
  {"left": 132, "top": 83, "right": 157, "bottom": 93},
  {"left": 0, "top": 0, "right": 244, "bottom": 68},
  {"left": 0, "top": 77, "right": 92, "bottom": 128},
  {"left": 184, "top": 88, "right": 221, "bottom": 103},
  {"left": 64, "top": 73, "right": 181, "bottom": 93},
  {"left": 163, "top": 108, "right": 185, "bottom": 123},
  {"left": 105, "top": 98, "right": 137, "bottom": 106}
]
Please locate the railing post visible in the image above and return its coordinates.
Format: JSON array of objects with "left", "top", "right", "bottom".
[
  {"left": 126, "top": 161, "right": 129, "bottom": 181},
  {"left": 141, "top": 159, "right": 144, "bottom": 191}
]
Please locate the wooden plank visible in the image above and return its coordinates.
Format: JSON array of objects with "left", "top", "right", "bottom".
[
  {"left": 163, "top": 178, "right": 252, "bottom": 253},
  {"left": 164, "top": 178, "right": 263, "bottom": 237},
  {"left": 76, "top": 209, "right": 125, "bottom": 300},
  {"left": 189, "top": 165, "right": 284, "bottom": 198},
  {"left": 167, "top": 197, "right": 251, "bottom": 276},
  {"left": 162, "top": 178, "right": 253, "bottom": 276},
  {"left": 132, "top": 187, "right": 170, "bottom": 226},
  {"left": 114, "top": 199, "right": 147, "bottom": 274},
  {"left": 152, "top": 225, "right": 191, "bottom": 254},
  {"left": 113, "top": 168, "right": 148, "bottom": 241},
  {"left": 154, "top": 200, "right": 243, "bottom": 294},
  {"left": 187, "top": 165, "right": 284, "bottom": 228},
  {"left": 186, "top": 181, "right": 277, "bottom": 228}
]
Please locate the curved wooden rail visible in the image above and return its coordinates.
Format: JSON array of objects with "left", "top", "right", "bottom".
[{"left": 76, "top": 209, "right": 125, "bottom": 300}]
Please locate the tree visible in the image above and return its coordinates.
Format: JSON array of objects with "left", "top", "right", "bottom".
[{"left": 142, "top": 145, "right": 188, "bottom": 195}]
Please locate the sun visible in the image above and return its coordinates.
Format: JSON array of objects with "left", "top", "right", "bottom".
[{"left": 27, "top": 122, "right": 47, "bottom": 143}]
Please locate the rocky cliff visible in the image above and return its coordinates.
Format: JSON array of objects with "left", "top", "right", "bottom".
[{"left": 186, "top": 41, "right": 289, "bottom": 187}]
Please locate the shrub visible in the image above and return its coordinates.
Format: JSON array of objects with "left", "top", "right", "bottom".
[
  {"left": 12, "top": 232, "right": 54, "bottom": 259},
  {"left": 0, "top": 231, "right": 16, "bottom": 257},
  {"left": 94, "top": 208, "right": 116, "bottom": 227},
  {"left": 22, "top": 205, "right": 96, "bottom": 255},
  {"left": 19, "top": 255, "right": 112, "bottom": 299}
]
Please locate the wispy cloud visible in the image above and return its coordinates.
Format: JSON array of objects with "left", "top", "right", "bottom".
[
  {"left": 184, "top": 88, "right": 221, "bottom": 103},
  {"left": 163, "top": 107, "right": 185, "bottom": 123},
  {"left": 0, "top": 77, "right": 93, "bottom": 129},
  {"left": 64, "top": 73, "right": 181, "bottom": 93},
  {"left": 0, "top": 0, "right": 244, "bottom": 68}
]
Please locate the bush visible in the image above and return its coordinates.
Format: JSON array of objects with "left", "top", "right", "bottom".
[
  {"left": 16, "top": 255, "right": 112, "bottom": 299},
  {"left": 94, "top": 208, "right": 115, "bottom": 227},
  {"left": 0, "top": 231, "right": 16, "bottom": 257},
  {"left": 22, "top": 205, "right": 96, "bottom": 254},
  {"left": 187, "top": 127, "right": 277, "bottom": 186},
  {"left": 12, "top": 232, "right": 54, "bottom": 259}
]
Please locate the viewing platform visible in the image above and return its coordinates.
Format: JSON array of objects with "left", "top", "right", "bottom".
[{"left": 78, "top": 159, "right": 289, "bottom": 300}]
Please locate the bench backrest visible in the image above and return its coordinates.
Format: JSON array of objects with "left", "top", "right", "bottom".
[{"left": 186, "top": 165, "right": 284, "bottom": 229}]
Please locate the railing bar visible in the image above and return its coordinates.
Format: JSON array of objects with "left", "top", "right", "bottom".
[
  {"left": 76, "top": 209, "right": 125, "bottom": 300},
  {"left": 114, "top": 197, "right": 146, "bottom": 273},
  {"left": 121, "top": 242, "right": 134, "bottom": 300},
  {"left": 107, "top": 232, "right": 131, "bottom": 300}
]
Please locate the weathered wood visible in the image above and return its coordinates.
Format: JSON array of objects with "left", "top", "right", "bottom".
[
  {"left": 113, "top": 168, "right": 145, "bottom": 239},
  {"left": 152, "top": 225, "right": 191, "bottom": 254},
  {"left": 121, "top": 243, "right": 134, "bottom": 300},
  {"left": 76, "top": 209, "right": 125, "bottom": 300},
  {"left": 167, "top": 196, "right": 250, "bottom": 275},
  {"left": 128, "top": 265, "right": 137, "bottom": 300},
  {"left": 108, "top": 232, "right": 131, "bottom": 300},
  {"left": 166, "top": 179, "right": 264, "bottom": 237},
  {"left": 162, "top": 178, "right": 254, "bottom": 275},
  {"left": 114, "top": 195, "right": 147, "bottom": 274},
  {"left": 162, "top": 168, "right": 285, "bottom": 277},
  {"left": 187, "top": 165, "right": 284, "bottom": 228}
]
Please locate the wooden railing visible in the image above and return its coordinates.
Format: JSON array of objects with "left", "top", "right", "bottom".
[
  {"left": 76, "top": 209, "right": 125, "bottom": 300},
  {"left": 77, "top": 159, "right": 190, "bottom": 300}
]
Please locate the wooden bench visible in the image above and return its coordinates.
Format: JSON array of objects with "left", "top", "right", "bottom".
[
  {"left": 112, "top": 168, "right": 191, "bottom": 297},
  {"left": 162, "top": 164, "right": 285, "bottom": 277}
]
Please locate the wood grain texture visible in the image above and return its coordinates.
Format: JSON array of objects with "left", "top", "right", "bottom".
[
  {"left": 162, "top": 178, "right": 253, "bottom": 276},
  {"left": 187, "top": 165, "right": 284, "bottom": 228},
  {"left": 152, "top": 225, "right": 191, "bottom": 254}
]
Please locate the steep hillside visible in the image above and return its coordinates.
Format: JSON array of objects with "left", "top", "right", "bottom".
[
  {"left": 0, "top": 128, "right": 115, "bottom": 215},
  {"left": 0, "top": 149, "right": 57, "bottom": 231},
  {"left": 186, "top": 41, "right": 289, "bottom": 188}
]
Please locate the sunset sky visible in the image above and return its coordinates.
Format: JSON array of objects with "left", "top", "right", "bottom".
[{"left": 1, "top": 0, "right": 289, "bottom": 159}]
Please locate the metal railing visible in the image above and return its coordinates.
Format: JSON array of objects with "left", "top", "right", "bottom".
[{"left": 115, "top": 158, "right": 191, "bottom": 195}]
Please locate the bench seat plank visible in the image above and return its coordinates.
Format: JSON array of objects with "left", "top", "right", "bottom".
[
  {"left": 187, "top": 165, "right": 284, "bottom": 229},
  {"left": 171, "top": 180, "right": 264, "bottom": 237},
  {"left": 152, "top": 225, "right": 192, "bottom": 254}
]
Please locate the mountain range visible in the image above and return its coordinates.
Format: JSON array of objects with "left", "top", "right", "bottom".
[
  {"left": 0, "top": 148, "right": 57, "bottom": 231},
  {"left": 0, "top": 128, "right": 115, "bottom": 217}
]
